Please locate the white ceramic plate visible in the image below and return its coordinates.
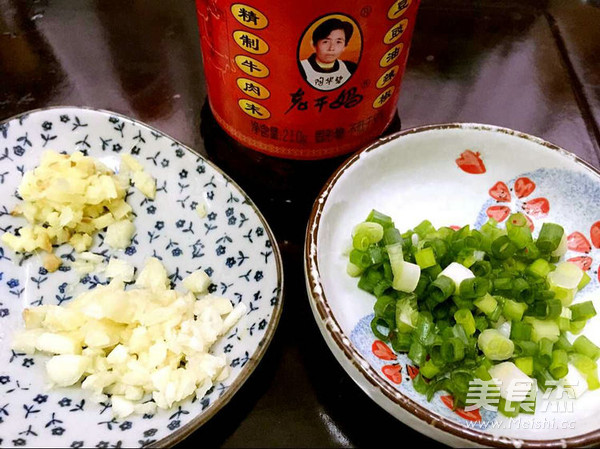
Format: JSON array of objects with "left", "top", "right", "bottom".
[
  {"left": 0, "top": 107, "right": 283, "bottom": 448},
  {"left": 305, "top": 124, "right": 600, "bottom": 447}
]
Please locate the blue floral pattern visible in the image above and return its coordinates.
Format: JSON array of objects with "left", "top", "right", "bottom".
[{"left": 0, "top": 108, "right": 283, "bottom": 447}]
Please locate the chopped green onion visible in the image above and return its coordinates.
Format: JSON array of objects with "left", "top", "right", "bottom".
[
  {"left": 414, "top": 220, "right": 436, "bottom": 238},
  {"left": 454, "top": 309, "right": 476, "bottom": 336},
  {"left": 528, "top": 318, "right": 560, "bottom": 343},
  {"left": 415, "top": 247, "right": 436, "bottom": 269},
  {"left": 515, "top": 357, "right": 534, "bottom": 376},
  {"left": 536, "top": 222, "right": 564, "bottom": 253},
  {"left": 383, "top": 227, "right": 403, "bottom": 246},
  {"left": 510, "top": 321, "right": 532, "bottom": 341},
  {"left": 573, "top": 336, "right": 600, "bottom": 361},
  {"left": 478, "top": 329, "right": 514, "bottom": 360},
  {"left": 392, "top": 261, "right": 421, "bottom": 293},
  {"left": 570, "top": 301, "right": 597, "bottom": 321},
  {"left": 491, "top": 235, "right": 517, "bottom": 260},
  {"left": 459, "top": 277, "right": 490, "bottom": 299},
  {"left": 503, "top": 299, "right": 528, "bottom": 321},
  {"left": 349, "top": 249, "right": 372, "bottom": 269},
  {"left": 474, "top": 293, "right": 497, "bottom": 316},
  {"left": 427, "top": 275, "right": 455, "bottom": 304},
  {"left": 346, "top": 261, "right": 364, "bottom": 277},
  {"left": 366, "top": 210, "right": 394, "bottom": 228},
  {"left": 527, "top": 258, "right": 552, "bottom": 278}
]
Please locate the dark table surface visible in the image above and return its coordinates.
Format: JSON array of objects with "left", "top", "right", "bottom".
[{"left": 2, "top": 0, "right": 600, "bottom": 447}]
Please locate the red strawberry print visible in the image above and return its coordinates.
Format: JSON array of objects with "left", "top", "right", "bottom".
[
  {"left": 406, "top": 364, "right": 419, "bottom": 380},
  {"left": 382, "top": 364, "right": 402, "bottom": 384},
  {"left": 489, "top": 182, "right": 511, "bottom": 202},
  {"left": 591, "top": 221, "right": 600, "bottom": 249},
  {"left": 514, "top": 177, "right": 536, "bottom": 199},
  {"left": 440, "top": 395, "right": 482, "bottom": 422},
  {"left": 449, "top": 225, "right": 461, "bottom": 231},
  {"left": 567, "top": 256, "right": 593, "bottom": 271},
  {"left": 486, "top": 205, "right": 511, "bottom": 222},
  {"left": 522, "top": 198, "right": 549, "bottom": 218},
  {"left": 568, "top": 232, "right": 592, "bottom": 253},
  {"left": 524, "top": 214, "right": 534, "bottom": 232},
  {"left": 456, "top": 150, "right": 486, "bottom": 174},
  {"left": 372, "top": 340, "right": 396, "bottom": 361}
]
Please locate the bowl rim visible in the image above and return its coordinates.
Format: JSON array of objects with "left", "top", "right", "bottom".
[
  {"left": 1, "top": 105, "right": 285, "bottom": 448},
  {"left": 304, "top": 122, "right": 600, "bottom": 448}
]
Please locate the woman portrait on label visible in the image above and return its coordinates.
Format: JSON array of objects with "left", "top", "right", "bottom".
[{"left": 299, "top": 18, "right": 359, "bottom": 91}]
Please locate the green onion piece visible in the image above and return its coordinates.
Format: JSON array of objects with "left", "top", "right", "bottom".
[
  {"left": 352, "top": 234, "right": 370, "bottom": 251},
  {"left": 549, "top": 349, "right": 569, "bottom": 379},
  {"left": 366, "top": 210, "right": 394, "bottom": 228},
  {"left": 474, "top": 315, "right": 489, "bottom": 332},
  {"left": 353, "top": 221, "right": 384, "bottom": 247},
  {"left": 506, "top": 212, "right": 528, "bottom": 229},
  {"left": 515, "top": 341, "right": 538, "bottom": 357},
  {"left": 415, "top": 313, "right": 435, "bottom": 346},
  {"left": 515, "top": 357, "right": 534, "bottom": 376},
  {"left": 459, "top": 277, "right": 490, "bottom": 299},
  {"left": 425, "top": 264, "right": 443, "bottom": 279},
  {"left": 395, "top": 295, "right": 419, "bottom": 333},
  {"left": 346, "top": 261, "right": 364, "bottom": 277},
  {"left": 474, "top": 364, "right": 492, "bottom": 381},
  {"left": 383, "top": 227, "right": 403, "bottom": 246},
  {"left": 415, "top": 247, "right": 436, "bottom": 269},
  {"left": 412, "top": 373, "right": 429, "bottom": 393},
  {"left": 370, "top": 317, "right": 391, "bottom": 341},
  {"left": 368, "top": 246, "right": 384, "bottom": 265},
  {"left": 471, "top": 260, "right": 492, "bottom": 278},
  {"left": 349, "top": 249, "right": 372, "bottom": 269},
  {"left": 508, "top": 224, "right": 533, "bottom": 250},
  {"left": 478, "top": 329, "right": 514, "bottom": 360},
  {"left": 498, "top": 397, "right": 521, "bottom": 418},
  {"left": 535, "top": 368, "right": 556, "bottom": 391},
  {"left": 374, "top": 295, "right": 396, "bottom": 322},
  {"left": 383, "top": 261, "right": 393, "bottom": 281},
  {"left": 474, "top": 293, "right": 498, "bottom": 316},
  {"left": 503, "top": 299, "right": 528, "bottom": 321},
  {"left": 358, "top": 272, "right": 378, "bottom": 293},
  {"left": 578, "top": 271, "right": 591, "bottom": 291},
  {"left": 441, "top": 338, "right": 465, "bottom": 362},
  {"left": 392, "top": 261, "right": 421, "bottom": 293},
  {"left": 390, "top": 331, "right": 412, "bottom": 352},
  {"left": 491, "top": 235, "right": 517, "bottom": 260},
  {"left": 421, "top": 359, "right": 441, "bottom": 378},
  {"left": 386, "top": 242, "right": 404, "bottom": 277},
  {"left": 408, "top": 340, "right": 427, "bottom": 365},
  {"left": 570, "top": 353, "right": 600, "bottom": 390},
  {"left": 414, "top": 220, "right": 436, "bottom": 238},
  {"left": 493, "top": 277, "right": 513, "bottom": 291},
  {"left": 428, "top": 275, "right": 455, "bottom": 304},
  {"left": 454, "top": 309, "right": 476, "bottom": 336},
  {"left": 570, "top": 301, "right": 597, "bottom": 321},
  {"left": 512, "top": 278, "right": 533, "bottom": 302},
  {"left": 536, "top": 222, "right": 564, "bottom": 253},
  {"left": 570, "top": 320, "right": 587, "bottom": 334},
  {"left": 546, "top": 299, "right": 563, "bottom": 320},
  {"left": 525, "top": 317, "right": 560, "bottom": 343},
  {"left": 573, "top": 335, "right": 600, "bottom": 361},
  {"left": 538, "top": 338, "right": 554, "bottom": 367},
  {"left": 555, "top": 333, "right": 573, "bottom": 353},
  {"left": 373, "top": 279, "right": 393, "bottom": 298},
  {"left": 510, "top": 321, "right": 532, "bottom": 341}
]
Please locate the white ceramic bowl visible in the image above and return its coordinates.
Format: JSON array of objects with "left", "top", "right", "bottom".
[
  {"left": 305, "top": 124, "right": 600, "bottom": 447},
  {"left": 0, "top": 107, "right": 283, "bottom": 448}
]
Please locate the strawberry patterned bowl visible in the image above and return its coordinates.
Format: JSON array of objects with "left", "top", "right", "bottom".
[{"left": 304, "top": 123, "right": 600, "bottom": 447}]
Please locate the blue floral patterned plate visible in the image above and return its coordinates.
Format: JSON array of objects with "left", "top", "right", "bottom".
[
  {"left": 305, "top": 124, "right": 600, "bottom": 447},
  {"left": 0, "top": 107, "right": 283, "bottom": 448}
]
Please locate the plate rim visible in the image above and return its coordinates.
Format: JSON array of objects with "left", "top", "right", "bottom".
[
  {"left": 304, "top": 122, "right": 600, "bottom": 448},
  {"left": 1, "top": 105, "right": 285, "bottom": 448}
]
